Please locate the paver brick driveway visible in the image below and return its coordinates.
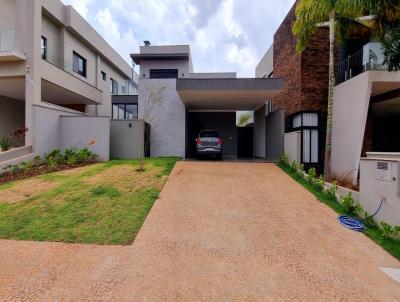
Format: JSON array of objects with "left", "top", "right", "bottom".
[{"left": 1, "top": 161, "right": 399, "bottom": 301}]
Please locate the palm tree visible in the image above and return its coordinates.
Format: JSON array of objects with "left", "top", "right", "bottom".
[{"left": 292, "top": 0, "right": 400, "bottom": 179}]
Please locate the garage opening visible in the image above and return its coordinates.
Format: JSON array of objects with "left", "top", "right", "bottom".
[{"left": 186, "top": 111, "right": 255, "bottom": 159}]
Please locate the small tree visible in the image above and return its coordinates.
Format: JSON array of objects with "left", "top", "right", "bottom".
[{"left": 138, "top": 86, "right": 166, "bottom": 171}]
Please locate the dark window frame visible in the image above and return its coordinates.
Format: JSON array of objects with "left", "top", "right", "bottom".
[
  {"left": 149, "top": 69, "right": 179, "bottom": 79},
  {"left": 112, "top": 103, "right": 138, "bottom": 120},
  {"left": 289, "top": 111, "right": 322, "bottom": 166},
  {"left": 72, "top": 51, "right": 87, "bottom": 78},
  {"left": 41, "top": 36, "right": 47, "bottom": 60},
  {"left": 101, "top": 71, "right": 106, "bottom": 81}
]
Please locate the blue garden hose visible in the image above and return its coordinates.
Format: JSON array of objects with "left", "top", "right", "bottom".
[
  {"left": 337, "top": 216, "right": 365, "bottom": 232},
  {"left": 337, "top": 199, "right": 384, "bottom": 232}
]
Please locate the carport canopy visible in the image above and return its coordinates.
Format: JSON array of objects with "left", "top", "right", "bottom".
[{"left": 177, "top": 78, "right": 284, "bottom": 111}]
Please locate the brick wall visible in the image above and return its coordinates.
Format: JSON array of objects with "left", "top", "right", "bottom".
[
  {"left": 273, "top": 3, "right": 329, "bottom": 130},
  {"left": 273, "top": 5, "right": 301, "bottom": 120}
]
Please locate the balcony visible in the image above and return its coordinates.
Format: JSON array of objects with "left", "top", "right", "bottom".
[
  {"left": 0, "top": 29, "right": 25, "bottom": 62},
  {"left": 335, "top": 42, "right": 387, "bottom": 85},
  {"left": 41, "top": 57, "right": 103, "bottom": 105}
]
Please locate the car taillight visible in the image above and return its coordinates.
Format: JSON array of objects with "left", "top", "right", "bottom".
[
  {"left": 218, "top": 138, "right": 222, "bottom": 145},
  {"left": 196, "top": 138, "right": 202, "bottom": 145}
]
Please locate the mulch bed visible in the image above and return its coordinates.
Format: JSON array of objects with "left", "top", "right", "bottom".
[{"left": 0, "top": 162, "right": 96, "bottom": 186}]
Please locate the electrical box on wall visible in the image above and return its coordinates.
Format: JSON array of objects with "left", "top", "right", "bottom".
[{"left": 375, "top": 161, "right": 392, "bottom": 181}]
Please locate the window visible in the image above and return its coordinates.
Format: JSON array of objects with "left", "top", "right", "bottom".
[
  {"left": 112, "top": 103, "right": 138, "bottom": 119},
  {"left": 121, "top": 86, "right": 126, "bottom": 94},
  {"left": 101, "top": 71, "right": 106, "bottom": 81},
  {"left": 73, "top": 51, "right": 87, "bottom": 77},
  {"left": 41, "top": 36, "right": 47, "bottom": 60},
  {"left": 291, "top": 112, "right": 320, "bottom": 164},
  {"left": 149, "top": 69, "right": 178, "bottom": 79},
  {"left": 110, "top": 78, "right": 118, "bottom": 95}
]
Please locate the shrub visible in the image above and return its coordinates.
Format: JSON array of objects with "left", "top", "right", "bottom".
[
  {"left": 306, "top": 167, "right": 317, "bottom": 184},
  {"left": 314, "top": 175, "right": 325, "bottom": 192},
  {"left": 363, "top": 211, "right": 376, "bottom": 228},
  {"left": 64, "top": 147, "right": 97, "bottom": 166},
  {"left": 326, "top": 181, "right": 338, "bottom": 200},
  {"left": 279, "top": 153, "right": 289, "bottom": 166},
  {"left": 0, "top": 136, "right": 12, "bottom": 152},
  {"left": 289, "top": 160, "right": 298, "bottom": 173},
  {"left": 381, "top": 222, "right": 396, "bottom": 238},
  {"left": 340, "top": 192, "right": 360, "bottom": 216},
  {"left": 44, "top": 149, "right": 64, "bottom": 167}
]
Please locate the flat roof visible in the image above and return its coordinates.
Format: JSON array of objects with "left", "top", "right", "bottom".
[
  {"left": 177, "top": 78, "right": 284, "bottom": 111},
  {"left": 130, "top": 53, "right": 189, "bottom": 65}
]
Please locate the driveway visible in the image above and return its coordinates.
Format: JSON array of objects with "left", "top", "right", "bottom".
[{"left": 0, "top": 161, "right": 399, "bottom": 301}]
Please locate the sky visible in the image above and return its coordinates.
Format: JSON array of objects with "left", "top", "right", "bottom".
[{"left": 60, "top": 0, "right": 296, "bottom": 77}]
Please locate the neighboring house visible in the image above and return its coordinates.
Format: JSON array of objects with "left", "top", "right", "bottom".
[
  {"left": 257, "top": 3, "right": 400, "bottom": 184},
  {"left": 255, "top": 5, "right": 329, "bottom": 173},
  {"left": 0, "top": 0, "right": 138, "bottom": 165},
  {"left": 131, "top": 44, "right": 284, "bottom": 159}
]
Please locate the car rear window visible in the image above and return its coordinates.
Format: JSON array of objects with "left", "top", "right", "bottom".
[{"left": 199, "top": 131, "right": 219, "bottom": 138}]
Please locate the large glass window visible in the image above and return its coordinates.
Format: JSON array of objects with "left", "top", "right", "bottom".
[
  {"left": 41, "top": 36, "right": 47, "bottom": 60},
  {"left": 112, "top": 103, "right": 138, "bottom": 119},
  {"left": 73, "top": 51, "right": 87, "bottom": 77}
]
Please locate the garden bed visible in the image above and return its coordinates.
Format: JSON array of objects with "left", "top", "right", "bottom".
[
  {"left": 278, "top": 156, "right": 400, "bottom": 261},
  {"left": 0, "top": 162, "right": 96, "bottom": 186}
]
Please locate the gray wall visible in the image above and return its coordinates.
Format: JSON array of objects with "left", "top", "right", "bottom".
[
  {"left": 253, "top": 105, "right": 266, "bottom": 158},
  {"left": 265, "top": 109, "right": 285, "bottom": 162},
  {"left": 59, "top": 116, "right": 110, "bottom": 161},
  {"left": 110, "top": 119, "right": 144, "bottom": 159},
  {"left": 32, "top": 104, "right": 84, "bottom": 156},
  {"left": 138, "top": 78, "right": 186, "bottom": 158},
  {"left": 0, "top": 96, "right": 25, "bottom": 144},
  {"left": 187, "top": 112, "right": 237, "bottom": 158}
]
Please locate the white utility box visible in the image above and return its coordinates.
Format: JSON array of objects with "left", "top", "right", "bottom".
[{"left": 360, "top": 153, "right": 400, "bottom": 226}]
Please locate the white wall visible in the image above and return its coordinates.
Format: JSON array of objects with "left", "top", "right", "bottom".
[
  {"left": 255, "top": 45, "right": 273, "bottom": 78},
  {"left": 32, "top": 103, "right": 84, "bottom": 156},
  {"left": 360, "top": 158, "right": 400, "bottom": 225},
  {"left": 59, "top": 116, "right": 110, "bottom": 160},
  {"left": 253, "top": 105, "right": 265, "bottom": 158},
  {"left": 331, "top": 70, "right": 400, "bottom": 184},
  {"left": 284, "top": 131, "right": 301, "bottom": 163},
  {"left": 138, "top": 78, "right": 186, "bottom": 158},
  {"left": 331, "top": 72, "right": 372, "bottom": 184}
]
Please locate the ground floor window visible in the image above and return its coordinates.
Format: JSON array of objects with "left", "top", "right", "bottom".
[
  {"left": 291, "top": 111, "right": 320, "bottom": 164},
  {"left": 112, "top": 103, "right": 138, "bottom": 119}
]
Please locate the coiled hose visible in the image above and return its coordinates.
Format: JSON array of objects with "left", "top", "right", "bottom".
[{"left": 337, "top": 199, "right": 384, "bottom": 232}]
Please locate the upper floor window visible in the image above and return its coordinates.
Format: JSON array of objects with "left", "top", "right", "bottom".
[
  {"left": 121, "top": 86, "right": 126, "bottom": 94},
  {"left": 73, "top": 51, "right": 87, "bottom": 78},
  {"left": 41, "top": 36, "right": 47, "bottom": 60},
  {"left": 149, "top": 69, "right": 178, "bottom": 79},
  {"left": 110, "top": 78, "right": 118, "bottom": 95},
  {"left": 101, "top": 71, "right": 106, "bottom": 81}
]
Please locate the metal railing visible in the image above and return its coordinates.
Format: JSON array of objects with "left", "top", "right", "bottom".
[
  {"left": 0, "top": 29, "right": 15, "bottom": 52},
  {"left": 335, "top": 42, "right": 388, "bottom": 85}
]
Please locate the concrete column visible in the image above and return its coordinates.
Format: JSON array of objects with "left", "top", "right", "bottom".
[{"left": 16, "top": 0, "right": 42, "bottom": 147}]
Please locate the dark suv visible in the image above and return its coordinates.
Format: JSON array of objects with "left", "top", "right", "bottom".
[{"left": 195, "top": 130, "right": 222, "bottom": 160}]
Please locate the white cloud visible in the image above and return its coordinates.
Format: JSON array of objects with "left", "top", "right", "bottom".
[
  {"left": 61, "top": 0, "right": 296, "bottom": 76},
  {"left": 61, "top": 0, "right": 93, "bottom": 18}
]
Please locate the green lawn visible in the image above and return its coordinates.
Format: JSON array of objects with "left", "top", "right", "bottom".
[
  {"left": 278, "top": 163, "right": 400, "bottom": 261},
  {"left": 0, "top": 157, "right": 179, "bottom": 245}
]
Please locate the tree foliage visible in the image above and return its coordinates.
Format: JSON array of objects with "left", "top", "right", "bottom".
[{"left": 293, "top": 0, "right": 400, "bottom": 70}]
